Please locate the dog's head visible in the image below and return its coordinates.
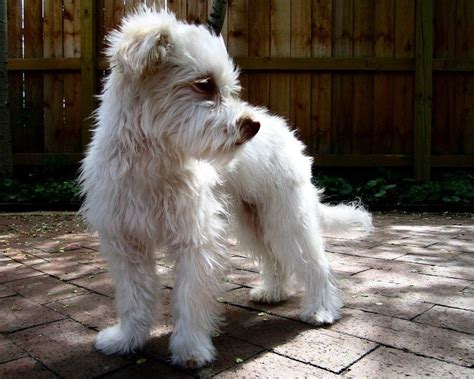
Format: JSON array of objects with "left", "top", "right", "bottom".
[{"left": 104, "top": 8, "right": 259, "bottom": 162}]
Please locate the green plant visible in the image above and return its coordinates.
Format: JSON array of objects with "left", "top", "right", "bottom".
[{"left": 0, "top": 178, "right": 82, "bottom": 204}]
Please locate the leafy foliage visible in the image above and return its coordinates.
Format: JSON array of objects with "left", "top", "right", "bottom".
[
  {"left": 0, "top": 171, "right": 472, "bottom": 207},
  {"left": 0, "top": 178, "right": 82, "bottom": 205},
  {"left": 316, "top": 172, "right": 474, "bottom": 206}
]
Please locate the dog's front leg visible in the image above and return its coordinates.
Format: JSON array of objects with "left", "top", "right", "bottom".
[
  {"left": 95, "top": 238, "right": 160, "bottom": 355},
  {"left": 169, "top": 243, "right": 224, "bottom": 369}
]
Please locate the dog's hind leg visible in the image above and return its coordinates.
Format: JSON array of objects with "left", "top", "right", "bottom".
[
  {"left": 234, "top": 201, "right": 289, "bottom": 303},
  {"left": 249, "top": 255, "right": 290, "bottom": 304},
  {"left": 169, "top": 242, "right": 225, "bottom": 369},
  {"left": 95, "top": 237, "right": 160, "bottom": 355},
  {"left": 260, "top": 185, "right": 342, "bottom": 325}
]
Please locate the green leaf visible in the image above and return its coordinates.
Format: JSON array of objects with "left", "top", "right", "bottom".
[{"left": 374, "top": 189, "right": 386, "bottom": 198}]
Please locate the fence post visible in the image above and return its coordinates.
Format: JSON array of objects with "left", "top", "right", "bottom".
[
  {"left": 0, "top": 1, "right": 13, "bottom": 175},
  {"left": 81, "top": 0, "right": 96, "bottom": 150},
  {"left": 414, "top": 0, "right": 433, "bottom": 181}
]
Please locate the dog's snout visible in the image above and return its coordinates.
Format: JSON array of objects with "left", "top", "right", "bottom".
[{"left": 237, "top": 117, "right": 260, "bottom": 145}]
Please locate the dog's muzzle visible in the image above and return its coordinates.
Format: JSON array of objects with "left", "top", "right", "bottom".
[{"left": 236, "top": 117, "right": 260, "bottom": 145}]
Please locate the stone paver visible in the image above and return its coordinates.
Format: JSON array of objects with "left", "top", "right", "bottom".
[
  {"left": 215, "top": 351, "right": 338, "bottom": 378},
  {"left": 0, "top": 296, "right": 65, "bottom": 333},
  {"left": 3, "top": 275, "right": 88, "bottom": 304},
  {"left": 0, "top": 357, "right": 54, "bottom": 378},
  {"left": 330, "top": 308, "right": 474, "bottom": 366},
  {"left": 0, "top": 284, "right": 16, "bottom": 299},
  {"left": 0, "top": 211, "right": 473, "bottom": 378},
  {"left": 45, "top": 293, "right": 117, "bottom": 330},
  {"left": 11, "top": 319, "right": 130, "bottom": 378},
  {"left": 344, "top": 346, "right": 473, "bottom": 378},
  {"left": 0, "top": 335, "right": 27, "bottom": 364},
  {"left": 69, "top": 271, "right": 115, "bottom": 298},
  {"left": 413, "top": 305, "right": 474, "bottom": 334},
  {"left": 272, "top": 329, "right": 378, "bottom": 373}
]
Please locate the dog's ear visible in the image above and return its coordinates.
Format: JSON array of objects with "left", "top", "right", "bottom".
[{"left": 113, "top": 28, "right": 171, "bottom": 76}]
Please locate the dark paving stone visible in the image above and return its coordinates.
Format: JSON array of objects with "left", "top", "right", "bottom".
[
  {"left": 0, "top": 263, "right": 43, "bottom": 284},
  {"left": 46, "top": 292, "right": 116, "bottom": 330},
  {"left": 215, "top": 351, "right": 338, "bottom": 378},
  {"left": 0, "top": 357, "right": 55, "bottom": 379},
  {"left": 3, "top": 275, "right": 88, "bottom": 304},
  {"left": 0, "top": 296, "right": 65, "bottom": 333},
  {"left": 103, "top": 358, "right": 191, "bottom": 378},
  {"left": 413, "top": 305, "right": 474, "bottom": 334},
  {"left": 11, "top": 319, "right": 131, "bottom": 378},
  {"left": 0, "top": 335, "right": 27, "bottom": 364},
  {"left": 344, "top": 346, "right": 473, "bottom": 378}
]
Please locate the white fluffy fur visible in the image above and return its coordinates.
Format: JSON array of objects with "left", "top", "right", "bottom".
[{"left": 80, "top": 8, "right": 372, "bottom": 369}]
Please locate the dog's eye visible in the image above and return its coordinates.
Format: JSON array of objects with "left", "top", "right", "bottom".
[{"left": 192, "top": 77, "right": 216, "bottom": 95}]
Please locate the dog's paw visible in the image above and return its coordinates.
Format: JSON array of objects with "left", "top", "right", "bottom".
[
  {"left": 95, "top": 324, "right": 143, "bottom": 355},
  {"left": 170, "top": 334, "right": 215, "bottom": 369},
  {"left": 299, "top": 308, "right": 341, "bottom": 326},
  {"left": 250, "top": 286, "right": 288, "bottom": 304}
]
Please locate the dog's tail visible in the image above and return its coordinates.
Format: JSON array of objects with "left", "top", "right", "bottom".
[{"left": 318, "top": 202, "right": 373, "bottom": 238}]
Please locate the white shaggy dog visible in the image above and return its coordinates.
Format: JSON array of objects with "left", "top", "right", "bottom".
[{"left": 80, "top": 8, "right": 372, "bottom": 368}]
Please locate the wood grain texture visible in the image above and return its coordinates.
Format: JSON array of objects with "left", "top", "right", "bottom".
[
  {"left": 187, "top": 0, "right": 207, "bottom": 24},
  {"left": 414, "top": 0, "right": 432, "bottom": 180},
  {"left": 311, "top": 0, "right": 332, "bottom": 154},
  {"left": 269, "top": 0, "right": 290, "bottom": 120},
  {"left": 64, "top": 0, "right": 82, "bottom": 153},
  {"left": 228, "top": 0, "right": 249, "bottom": 100},
  {"left": 332, "top": 0, "right": 353, "bottom": 154},
  {"left": 24, "top": 0, "right": 44, "bottom": 153},
  {"left": 373, "top": 0, "right": 395, "bottom": 154},
  {"left": 7, "top": 0, "right": 22, "bottom": 154},
  {"left": 168, "top": 0, "right": 187, "bottom": 19},
  {"left": 352, "top": 0, "right": 374, "bottom": 154},
  {"left": 432, "top": 0, "right": 456, "bottom": 154},
  {"left": 43, "top": 0, "right": 64, "bottom": 154},
  {"left": 290, "top": 0, "right": 312, "bottom": 146},
  {"left": 454, "top": 0, "right": 474, "bottom": 154},
  {"left": 248, "top": 0, "right": 270, "bottom": 107},
  {"left": 393, "top": 0, "right": 414, "bottom": 154},
  {"left": 81, "top": 0, "right": 97, "bottom": 148}
]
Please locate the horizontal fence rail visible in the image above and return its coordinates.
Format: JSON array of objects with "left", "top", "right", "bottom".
[{"left": 3, "top": 0, "right": 474, "bottom": 181}]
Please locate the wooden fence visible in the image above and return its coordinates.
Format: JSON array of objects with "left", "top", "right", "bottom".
[{"left": 4, "top": 0, "right": 474, "bottom": 180}]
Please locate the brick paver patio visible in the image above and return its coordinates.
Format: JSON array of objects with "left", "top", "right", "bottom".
[{"left": 0, "top": 212, "right": 473, "bottom": 378}]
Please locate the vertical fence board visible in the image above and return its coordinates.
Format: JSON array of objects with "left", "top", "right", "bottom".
[
  {"left": 352, "top": 0, "right": 374, "bottom": 154},
  {"left": 187, "top": 0, "right": 207, "bottom": 24},
  {"left": 393, "top": 0, "right": 414, "bottom": 154},
  {"left": 248, "top": 0, "right": 270, "bottom": 107},
  {"left": 7, "top": 0, "right": 22, "bottom": 154},
  {"left": 373, "top": 0, "right": 395, "bottom": 154},
  {"left": 43, "top": 0, "right": 64, "bottom": 154},
  {"left": 432, "top": 0, "right": 456, "bottom": 154},
  {"left": 455, "top": 0, "right": 474, "bottom": 154},
  {"left": 97, "top": 1, "right": 106, "bottom": 56},
  {"left": 227, "top": 0, "right": 249, "bottom": 100},
  {"left": 64, "top": 0, "right": 82, "bottom": 153},
  {"left": 169, "top": 0, "right": 187, "bottom": 20},
  {"left": 332, "top": 0, "right": 353, "bottom": 154},
  {"left": 311, "top": 0, "right": 332, "bottom": 154},
  {"left": 269, "top": 0, "right": 291, "bottom": 120},
  {"left": 0, "top": 0, "right": 12, "bottom": 173},
  {"left": 414, "top": 0, "right": 433, "bottom": 180},
  {"left": 290, "top": 0, "right": 312, "bottom": 146},
  {"left": 24, "top": 0, "right": 44, "bottom": 154},
  {"left": 81, "top": 0, "right": 97, "bottom": 148}
]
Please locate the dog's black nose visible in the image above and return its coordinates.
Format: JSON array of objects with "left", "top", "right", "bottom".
[{"left": 237, "top": 117, "right": 260, "bottom": 145}]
